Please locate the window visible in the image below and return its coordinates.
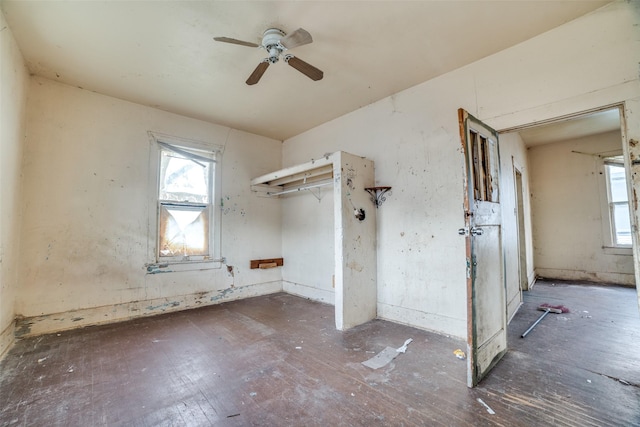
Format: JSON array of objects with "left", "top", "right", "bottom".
[
  {"left": 604, "top": 156, "right": 631, "bottom": 247},
  {"left": 470, "top": 129, "right": 499, "bottom": 202},
  {"left": 149, "top": 133, "right": 222, "bottom": 267}
]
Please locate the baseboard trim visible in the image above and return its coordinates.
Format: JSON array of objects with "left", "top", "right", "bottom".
[
  {"left": 282, "top": 281, "right": 335, "bottom": 305},
  {"left": 15, "top": 281, "right": 283, "bottom": 338},
  {"left": 527, "top": 271, "right": 537, "bottom": 290},
  {"left": 0, "top": 322, "right": 15, "bottom": 360},
  {"left": 535, "top": 268, "right": 635, "bottom": 287},
  {"left": 377, "top": 302, "right": 466, "bottom": 340}
]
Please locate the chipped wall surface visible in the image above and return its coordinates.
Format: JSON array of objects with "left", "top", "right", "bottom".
[
  {"left": 334, "top": 152, "right": 376, "bottom": 330},
  {"left": 0, "top": 10, "right": 29, "bottom": 356},
  {"left": 16, "top": 77, "right": 283, "bottom": 332},
  {"left": 529, "top": 130, "right": 634, "bottom": 285},
  {"left": 283, "top": 1, "right": 640, "bottom": 338},
  {"left": 14, "top": 280, "right": 283, "bottom": 338},
  {"left": 284, "top": 87, "right": 471, "bottom": 338}
]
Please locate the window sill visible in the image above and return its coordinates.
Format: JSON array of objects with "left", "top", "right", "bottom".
[
  {"left": 602, "top": 246, "right": 632, "bottom": 256},
  {"left": 145, "top": 259, "right": 224, "bottom": 274}
]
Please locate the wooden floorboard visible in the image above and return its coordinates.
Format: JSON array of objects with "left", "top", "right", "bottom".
[
  {"left": 482, "top": 280, "right": 640, "bottom": 427},
  {"left": 1, "top": 281, "right": 639, "bottom": 426}
]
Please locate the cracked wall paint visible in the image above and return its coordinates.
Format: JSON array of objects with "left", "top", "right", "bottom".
[
  {"left": 282, "top": 2, "right": 640, "bottom": 338},
  {"left": 14, "top": 76, "right": 284, "bottom": 333}
]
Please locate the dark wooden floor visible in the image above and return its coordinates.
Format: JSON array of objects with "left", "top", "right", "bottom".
[{"left": 1, "top": 281, "right": 639, "bottom": 426}]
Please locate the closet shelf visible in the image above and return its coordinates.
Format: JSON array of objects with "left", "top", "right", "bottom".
[{"left": 251, "top": 154, "right": 335, "bottom": 197}]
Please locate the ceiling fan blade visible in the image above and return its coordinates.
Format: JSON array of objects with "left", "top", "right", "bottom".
[
  {"left": 285, "top": 56, "right": 323, "bottom": 81},
  {"left": 246, "top": 61, "right": 270, "bottom": 85},
  {"left": 213, "top": 36, "right": 260, "bottom": 48},
  {"left": 279, "top": 28, "right": 313, "bottom": 49}
]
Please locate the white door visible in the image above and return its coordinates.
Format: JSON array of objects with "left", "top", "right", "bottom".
[{"left": 458, "top": 109, "right": 507, "bottom": 387}]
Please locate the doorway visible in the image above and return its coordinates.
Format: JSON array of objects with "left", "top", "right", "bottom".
[
  {"left": 508, "top": 106, "right": 634, "bottom": 288},
  {"left": 464, "top": 104, "right": 637, "bottom": 387}
]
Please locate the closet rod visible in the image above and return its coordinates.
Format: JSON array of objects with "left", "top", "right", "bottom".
[{"left": 266, "top": 180, "right": 333, "bottom": 197}]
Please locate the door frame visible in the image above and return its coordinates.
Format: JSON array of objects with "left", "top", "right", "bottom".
[
  {"left": 498, "top": 102, "right": 639, "bottom": 308},
  {"left": 513, "top": 161, "right": 528, "bottom": 293}
]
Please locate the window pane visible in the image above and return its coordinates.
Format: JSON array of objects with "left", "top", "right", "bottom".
[
  {"left": 480, "top": 135, "right": 490, "bottom": 201},
  {"left": 159, "top": 150, "right": 210, "bottom": 203},
  {"left": 469, "top": 130, "right": 499, "bottom": 203},
  {"left": 159, "top": 205, "right": 209, "bottom": 257},
  {"left": 485, "top": 137, "right": 499, "bottom": 203},
  {"left": 607, "top": 164, "right": 628, "bottom": 203},
  {"left": 613, "top": 203, "right": 632, "bottom": 246},
  {"left": 471, "top": 130, "right": 482, "bottom": 200}
]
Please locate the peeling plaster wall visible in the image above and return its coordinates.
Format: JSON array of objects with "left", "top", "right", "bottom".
[
  {"left": 529, "top": 130, "right": 634, "bottom": 285},
  {"left": 284, "top": 87, "right": 469, "bottom": 338},
  {"left": 334, "top": 152, "right": 376, "bottom": 330},
  {"left": 283, "top": 1, "right": 640, "bottom": 338},
  {"left": 0, "top": 11, "right": 29, "bottom": 356},
  {"left": 16, "top": 77, "right": 282, "bottom": 336}
]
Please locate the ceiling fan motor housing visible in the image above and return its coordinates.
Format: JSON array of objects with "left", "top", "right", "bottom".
[{"left": 262, "top": 28, "right": 286, "bottom": 63}]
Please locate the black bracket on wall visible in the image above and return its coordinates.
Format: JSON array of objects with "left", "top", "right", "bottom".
[{"left": 364, "top": 187, "right": 392, "bottom": 208}]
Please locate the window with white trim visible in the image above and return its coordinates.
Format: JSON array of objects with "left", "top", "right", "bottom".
[
  {"left": 149, "top": 133, "right": 222, "bottom": 267},
  {"left": 604, "top": 156, "right": 631, "bottom": 247}
]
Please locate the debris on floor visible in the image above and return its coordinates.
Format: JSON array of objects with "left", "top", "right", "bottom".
[
  {"left": 362, "top": 338, "right": 413, "bottom": 369},
  {"left": 396, "top": 338, "right": 413, "bottom": 353},
  {"left": 453, "top": 349, "right": 466, "bottom": 360},
  {"left": 521, "top": 303, "right": 570, "bottom": 338},
  {"left": 477, "top": 398, "right": 495, "bottom": 415}
]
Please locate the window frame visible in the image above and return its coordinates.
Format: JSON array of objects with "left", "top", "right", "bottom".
[
  {"left": 599, "top": 154, "right": 632, "bottom": 254},
  {"left": 147, "top": 132, "right": 223, "bottom": 271}
]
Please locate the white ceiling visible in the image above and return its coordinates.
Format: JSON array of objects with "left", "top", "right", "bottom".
[
  {"left": 517, "top": 108, "right": 621, "bottom": 146},
  {"left": 1, "top": 1, "right": 611, "bottom": 141}
]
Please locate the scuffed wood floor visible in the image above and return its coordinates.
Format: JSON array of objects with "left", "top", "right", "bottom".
[{"left": 1, "top": 281, "right": 639, "bottom": 426}]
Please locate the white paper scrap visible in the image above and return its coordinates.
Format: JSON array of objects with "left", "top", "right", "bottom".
[
  {"left": 362, "top": 347, "right": 399, "bottom": 369},
  {"left": 396, "top": 338, "right": 413, "bottom": 353},
  {"left": 362, "top": 338, "right": 413, "bottom": 369}
]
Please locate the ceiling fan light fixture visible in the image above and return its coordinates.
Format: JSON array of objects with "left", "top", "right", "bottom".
[{"left": 267, "top": 46, "right": 281, "bottom": 63}]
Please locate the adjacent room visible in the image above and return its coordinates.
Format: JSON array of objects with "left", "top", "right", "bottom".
[{"left": 1, "top": 1, "right": 639, "bottom": 425}]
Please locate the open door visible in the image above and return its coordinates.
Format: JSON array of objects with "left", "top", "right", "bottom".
[{"left": 458, "top": 109, "right": 507, "bottom": 387}]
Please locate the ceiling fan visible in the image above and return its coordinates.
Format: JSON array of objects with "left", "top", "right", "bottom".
[{"left": 214, "top": 28, "right": 324, "bottom": 85}]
